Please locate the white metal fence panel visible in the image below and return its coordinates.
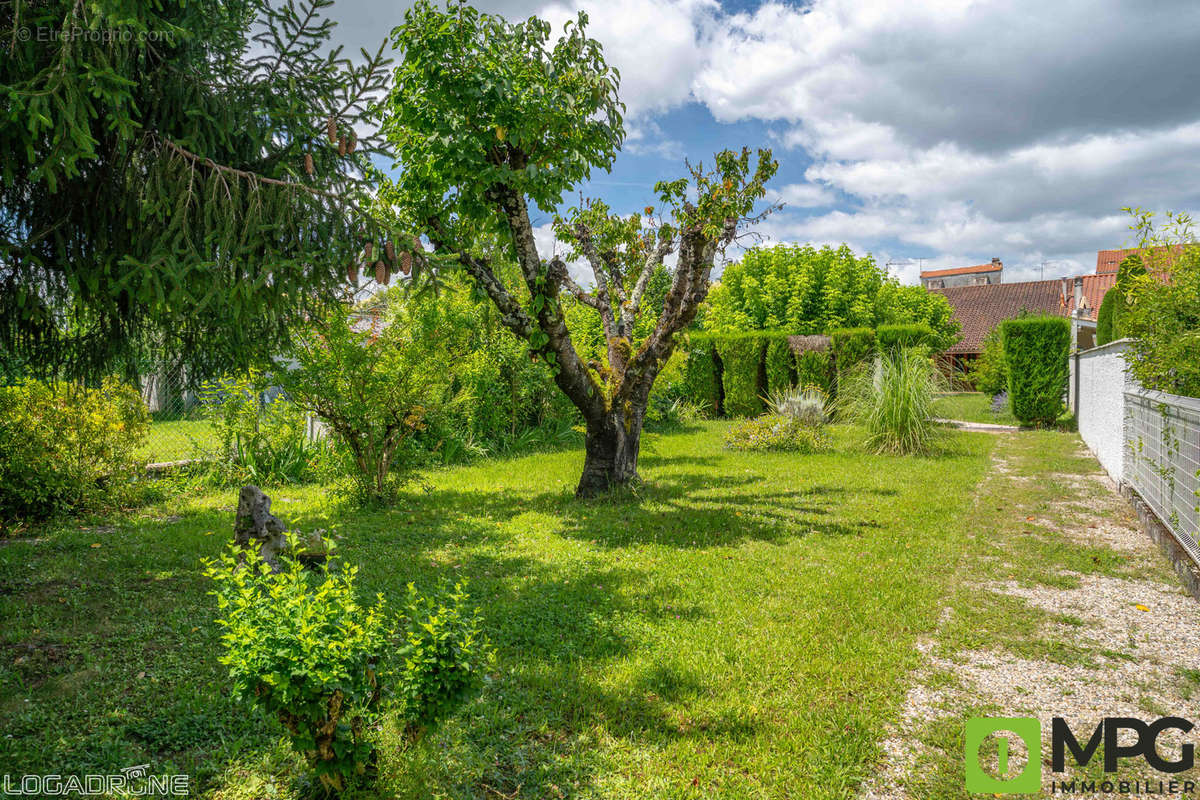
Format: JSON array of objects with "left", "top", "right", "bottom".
[{"left": 1124, "top": 389, "right": 1200, "bottom": 565}]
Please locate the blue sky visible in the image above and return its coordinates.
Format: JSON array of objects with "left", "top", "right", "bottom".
[{"left": 339, "top": 0, "right": 1200, "bottom": 285}]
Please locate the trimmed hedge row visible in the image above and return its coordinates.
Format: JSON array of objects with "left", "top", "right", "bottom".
[
  {"left": 677, "top": 324, "right": 942, "bottom": 417},
  {"left": 1000, "top": 315, "right": 1070, "bottom": 426}
]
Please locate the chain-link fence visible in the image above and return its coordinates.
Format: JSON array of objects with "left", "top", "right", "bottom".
[
  {"left": 137, "top": 364, "right": 220, "bottom": 467},
  {"left": 1124, "top": 389, "right": 1200, "bottom": 565}
]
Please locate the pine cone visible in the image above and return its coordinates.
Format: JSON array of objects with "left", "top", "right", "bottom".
[
  {"left": 399, "top": 251, "right": 412, "bottom": 276},
  {"left": 326, "top": 116, "right": 337, "bottom": 144},
  {"left": 363, "top": 241, "right": 373, "bottom": 260},
  {"left": 375, "top": 260, "right": 390, "bottom": 285},
  {"left": 411, "top": 234, "right": 423, "bottom": 252},
  {"left": 347, "top": 262, "right": 359, "bottom": 284},
  {"left": 347, "top": 131, "right": 358, "bottom": 154},
  {"left": 338, "top": 136, "right": 346, "bottom": 156},
  {"left": 384, "top": 241, "right": 396, "bottom": 263},
  {"left": 304, "top": 153, "right": 314, "bottom": 176}
]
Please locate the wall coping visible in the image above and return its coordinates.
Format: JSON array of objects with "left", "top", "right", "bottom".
[
  {"left": 1076, "top": 338, "right": 1133, "bottom": 358},
  {"left": 1125, "top": 387, "right": 1200, "bottom": 415}
]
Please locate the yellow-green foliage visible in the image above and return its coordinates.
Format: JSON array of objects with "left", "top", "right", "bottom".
[
  {"left": 0, "top": 377, "right": 149, "bottom": 521},
  {"left": 724, "top": 414, "right": 832, "bottom": 453}
]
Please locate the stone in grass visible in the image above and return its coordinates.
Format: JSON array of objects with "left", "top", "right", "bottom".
[{"left": 233, "top": 485, "right": 288, "bottom": 571}]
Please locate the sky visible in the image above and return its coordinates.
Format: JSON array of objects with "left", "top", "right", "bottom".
[{"left": 330, "top": 0, "right": 1200, "bottom": 285}]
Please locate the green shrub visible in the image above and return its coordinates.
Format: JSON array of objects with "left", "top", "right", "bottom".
[
  {"left": 207, "top": 540, "right": 490, "bottom": 793},
  {"left": 839, "top": 349, "right": 942, "bottom": 455},
  {"left": 207, "top": 538, "right": 392, "bottom": 794},
  {"left": 724, "top": 414, "right": 832, "bottom": 453},
  {"left": 795, "top": 349, "right": 834, "bottom": 395},
  {"left": 1097, "top": 254, "right": 1147, "bottom": 346},
  {"left": 717, "top": 334, "right": 768, "bottom": 416},
  {"left": 764, "top": 336, "right": 796, "bottom": 394},
  {"left": 1001, "top": 315, "right": 1070, "bottom": 426},
  {"left": 277, "top": 305, "right": 453, "bottom": 505},
  {"left": 830, "top": 327, "right": 876, "bottom": 374},
  {"left": 680, "top": 335, "right": 722, "bottom": 416},
  {"left": 394, "top": 581, "right": 490, "bottom": 734},
  {"left": 1123, "top": 243, "right": 1200, "bottom": 396},
  {"left": 968, "top": 327, "right": 1008, "bottom": 396},
  {"left": 876, "top": 323, "right": 934, "bottom": 353},
  {"left": 199, "top": 372, "right": 323, "bottom": 486},
  {"left": 0, "top": 377, "right": 149, "bottom": 521}
]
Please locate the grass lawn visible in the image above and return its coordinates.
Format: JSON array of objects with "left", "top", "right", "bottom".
[
  {"left": 0, "top": 421, "right": 998, "bottom": 798},
  {"left": 135, "top": 419, "right": 220, "bottom": 464},
  {"left": 933, "top": 392, "right": 1017, "bottom": 426}
]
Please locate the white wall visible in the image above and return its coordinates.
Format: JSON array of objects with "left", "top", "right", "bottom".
[{"left": 1073, "top": 339, "right": 1134, "bottom": 482}]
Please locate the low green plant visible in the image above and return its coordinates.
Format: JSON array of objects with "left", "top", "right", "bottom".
[
  {"left": 200, "top": 373, "right": 322, "bottom": 486},
  {"left": 394, "top": 581, "right": 491, "bottom": 737},
  {"left": 0, "top": 377, "right": 150, "bottom": 522},
  {"left": 840, "top": 349, "right": 942, "bottom": 455},
  {"left": 207, "top": 536, "right": 391, "bottom": 794},
  {"left": 207, "top": 537, "right": 492, "bottom": 793},
  {"left": 723, "top": 414, "right": 832, "bottom": 453},
  {"left": 765, "top": 385, "right": 828, "bottom": 428},
  {"left": 1001, "top": 315, "right": 1070, "bottom": 426}
]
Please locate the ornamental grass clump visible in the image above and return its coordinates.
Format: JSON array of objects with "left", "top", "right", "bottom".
[
  {"left": 765, "top": 385, "right": 828, "bottom": 428},
  {"left": 840, "top": 348, "right": 942, "bottom": 455}
]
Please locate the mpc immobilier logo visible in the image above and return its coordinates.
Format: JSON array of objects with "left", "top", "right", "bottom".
[{"left": 965, "top": 716, "right": 1199, "bottom": 795}]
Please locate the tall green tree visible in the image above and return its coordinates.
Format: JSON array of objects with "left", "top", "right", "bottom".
[
  {"left": 1, "top": 0, "right": 403, "bottom": 380},
  {"left": 705, "top": 243, "right": 959, "bottom": 350},
  {"left": 383, "top": 0, "right": 776, "bottom": 496}
]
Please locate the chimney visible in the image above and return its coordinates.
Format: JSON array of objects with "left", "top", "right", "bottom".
[
  {"left": 991, "top": 257, "right": 1001, "bottom": 266},
  {"left": 1073, "top": 276, "right": 1084, "bottom": 315}
]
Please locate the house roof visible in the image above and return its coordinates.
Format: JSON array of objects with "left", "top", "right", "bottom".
[
  {"left": 920, "top": 263, "right": 1003, "bottom": 279},
  {"left": 933, "top": 280, "right": 1068, "bottom": 355},
  {"left": 1095, "top": 245, "right": 1182, "bottom": 273}
]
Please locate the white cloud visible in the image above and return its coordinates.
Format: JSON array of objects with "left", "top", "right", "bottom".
[{"left": 771, "top": 182, "right": 837, "bottom": 209}]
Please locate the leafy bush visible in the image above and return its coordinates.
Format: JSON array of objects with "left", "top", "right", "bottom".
[
  {"left": 716, "top": 334, "right": 768, "bottom": 416},
  {"left": 876, "top": 323, "right": 935, "bottom": 354},
  {"left": 795, "top": 349, "right": 834, "bottom": 395},
  {"left": 840, "top": 349, "right": 942, "bottom": 455},
  {"left": 277, "top": 305, "right": 452, "bottom": 505},
  {"left": 830, "top": 327, "right": 876, "bottom": 378},
  {"left": 1096, "top": 254, "right": 1146, "bottom": 346},
  {"left": 207, "top": 539, "right": 490, "bottom": 793},
  {"left": 765, "top": 336, "right": 796, "bottom": 394},
  {"left": 724, "top": 414, "right": 832, "bottom": 453},
  {"left": 680, "top": 335, "right": 722, "bottom": 416},
  {"left": 207, "top": 538, "right": 391, "bottom": 794},
  {"left": 199, "top": 372, "right": 323, "bottom": 485},
  {"left": 968, "top": 326, "right": 1008, "bottom": 396},
  {"left": 394, "top": 581, "right": 490, "bottom": 735},
  {"left": 765, "top": 385, "right": 827, "bottom": 428},
  {"left": 0, "top": 377, "right": 149, "bottom": 521},
  {"left": 1001, "top": 315, "right": 1070, "bottom": 426}
]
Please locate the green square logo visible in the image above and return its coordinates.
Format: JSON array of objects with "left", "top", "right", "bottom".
[{"left": 965, "top": 717, "right": 1042, "bottom": 794}]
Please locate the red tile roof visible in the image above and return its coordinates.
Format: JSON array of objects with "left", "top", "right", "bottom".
[
  {"left": 1095, "top": 245, "right": 1182, "bottom": 273},
  {"left": 920, "top": 263, "right": 1003, "bottom": 278},
  {"left": 933, "top": 280, "right": 1069, "bottom": 355}
]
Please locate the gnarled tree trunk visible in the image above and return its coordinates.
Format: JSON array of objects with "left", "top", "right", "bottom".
[{"left": 576, "top": 406, "right": 645, "bottom": 498}]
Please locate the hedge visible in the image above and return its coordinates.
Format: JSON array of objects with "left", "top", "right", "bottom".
[
  {"left": 717, "top": 333, "right": 770, "bottom": 416},
  {"left": 765, "top": 337, "right": 797, "bottom": 394},
  {"left": 876, "top": 323, "right": 935, "bottom": 353},
  {"left": 795, "top": 350, "right": 834, "bottom": 395},
  {"left": 681, "top": 334, "right": 722, "bottom": 416},
  {"left": 830, "top": 327, "right": 876, "bottom": 374},
  {"left": 1001, "top": 315, "right": 1070, "bottom": 426}
]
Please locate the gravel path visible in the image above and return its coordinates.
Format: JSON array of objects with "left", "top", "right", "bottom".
[{"left": 861, "top": 436, "right": 1200, "bottom": 799}]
